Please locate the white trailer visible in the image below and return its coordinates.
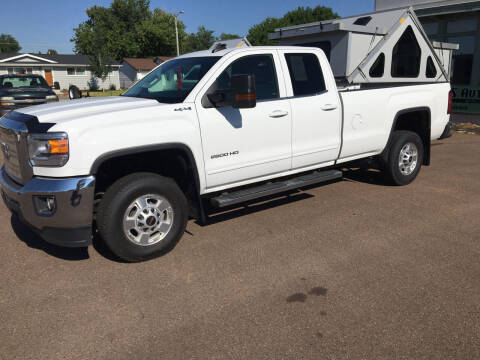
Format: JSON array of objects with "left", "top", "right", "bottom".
[{"left": 269, "top": 7, "right": 459, "bottom": 85}]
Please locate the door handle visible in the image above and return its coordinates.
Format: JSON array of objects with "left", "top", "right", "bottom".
[
  {"left": 269, "top": 110, "right": 289, "bottom": 118},
  {"left": 321, "top": 104, "right": 338, "bottom": 111}
]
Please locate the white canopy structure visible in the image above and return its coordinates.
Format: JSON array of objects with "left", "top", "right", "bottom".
[{"left": 269, "top": 7, "right": 459, "bottom": 84}]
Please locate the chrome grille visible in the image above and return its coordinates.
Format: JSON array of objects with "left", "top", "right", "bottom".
[{"left": 0, "top": 126, "right": 22, "bottom": 183}]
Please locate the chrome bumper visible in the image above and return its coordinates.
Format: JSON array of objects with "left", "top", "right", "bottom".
[{"left": 0, "top": 166, "right": 95, "bottom": 247}]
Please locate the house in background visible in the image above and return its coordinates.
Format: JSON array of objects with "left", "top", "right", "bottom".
[
  {"left": 120, "top": 56, "right": 172, "bottom": 88},
  {"left": 0, "top": 53, "right": 121, "bottom": 90}
]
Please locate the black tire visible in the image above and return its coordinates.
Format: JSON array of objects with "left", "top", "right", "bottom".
[
  {"left": 384, "top": 130, "right": 424, "bottom": 186},
  {"left": 96, "top": 173, "right": 188, "bottom": 262},
  {"left": 68, "top": 85, "right": 81, "bottom": 99}
]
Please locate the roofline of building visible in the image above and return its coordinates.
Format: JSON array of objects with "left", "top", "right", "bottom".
[
  {"left": 0, "top": 53, "right": 121, "bottom": 66},
  {"left": 121, "top": 59, "right": 157, "bottom": 71},
  {"left": 374, "top": 0, "right": 480, "bottom": 17},
  {"left": 414, "top": 0, "right": 480, "bottom": 17},
  {"left": 0, "top": 63, "right": 121, "bottom": 68},
  {"left": 0, "top": 53, "right": 57, "bottom": 64}
]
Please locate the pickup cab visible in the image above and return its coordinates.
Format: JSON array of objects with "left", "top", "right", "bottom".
[{"left": 0, "top": 46, "right": 451, "bottom": 261}]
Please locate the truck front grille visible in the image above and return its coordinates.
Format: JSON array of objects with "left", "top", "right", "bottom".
[{"left": 0, "top": 126, "right": 23, "bottom": 183}]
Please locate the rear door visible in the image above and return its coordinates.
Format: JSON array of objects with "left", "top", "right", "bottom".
[{"left": 279, "top": 50, "right": 342, "bottom": 169}]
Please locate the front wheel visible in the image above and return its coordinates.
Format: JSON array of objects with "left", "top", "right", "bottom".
[
  {"left": 96, "top": 173, "right": 188, "bottom": 262},
  {"left": 383, "top": 130, "right": 424, "bottom": 186}
]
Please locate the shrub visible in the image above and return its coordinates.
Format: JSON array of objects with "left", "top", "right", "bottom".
[{"left": 109, "top": 84, "right": 117, "bottom": 91}]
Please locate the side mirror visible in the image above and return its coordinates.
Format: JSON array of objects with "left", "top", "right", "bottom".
[
  {"left": 231, "top": 74, "right": 256, "bottom": 109},
  {"left": 207, "top": 91, "right": 226, "bottom": 106}
]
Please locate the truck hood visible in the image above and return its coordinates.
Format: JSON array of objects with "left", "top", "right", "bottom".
[{"left": 18, "top": 96, "right": 161, "bottom": 125}]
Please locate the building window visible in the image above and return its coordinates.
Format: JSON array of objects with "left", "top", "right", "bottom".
[
  {"left": 11, "top": 68, "right": 32, "bottom": 74},
  {"left": 285, "top": 53, "right": 326, "bottom": 96},
  {"left": 451, "top": 55, "right": 473, "bottom": 85},
  {"left": 422, "top": 22, "right": 439, "bottom": 36},
  {"left": 67, "top": 67, "right": 86, "bottom": 75},
  {"left": 369, "top": 53, "right": 385, "bottom": 78},
  {"left": 447, "top": 18, "right": 477, "bottom": 33},
  {"left": 391, "top": 26, "right": 421, "bottom": 78},
  {"left": 448, "top": 36, "right": 476, "bottom": 55},
  {"left": 426, "top": 56, "right": 437, "bottom": 78}
]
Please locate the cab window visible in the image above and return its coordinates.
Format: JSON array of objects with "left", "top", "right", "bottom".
[
  {"left": 215, "top": 54, "right": 279, "bottom": 101},
  {"left": 285, "top": 53, "right": 326, "bottom": 96}
]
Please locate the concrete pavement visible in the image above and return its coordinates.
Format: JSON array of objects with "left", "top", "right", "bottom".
[{"left": 0, "top": 132, "right": 479, "bottom": 359}]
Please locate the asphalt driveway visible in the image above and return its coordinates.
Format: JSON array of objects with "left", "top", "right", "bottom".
[{"left": 0, "top": 132, "right": 479, "bottom": 359}]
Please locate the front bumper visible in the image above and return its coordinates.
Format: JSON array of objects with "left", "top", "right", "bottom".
[{"left": 0, "top": 166, "right": 95, "bottom": 247}]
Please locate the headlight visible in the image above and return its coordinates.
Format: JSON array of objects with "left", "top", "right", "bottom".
[
  {"left": 27, "top": 133, "right": 69, "bottom": 167},
  {"left": 46, "top": 95, "right": 58, "bottom": 102},
  {"left": 0, "top": 96, "right": 14, "bottom": 106}
]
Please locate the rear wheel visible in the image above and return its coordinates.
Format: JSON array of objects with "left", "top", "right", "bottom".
[
  {"left": 96, "top": 173, "right": 188, "bottom": 262},
  {"left": 384, "top": 130, "right": 424, "bottom": 186}
]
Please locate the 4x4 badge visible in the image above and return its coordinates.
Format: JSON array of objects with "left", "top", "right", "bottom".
[{"left": 174, "top": 106, "right": 192, "bottom": 112}]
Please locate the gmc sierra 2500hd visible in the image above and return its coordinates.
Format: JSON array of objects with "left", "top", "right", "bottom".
[{"left": 0, "top": 46, "right": 451, "bottom": 261}]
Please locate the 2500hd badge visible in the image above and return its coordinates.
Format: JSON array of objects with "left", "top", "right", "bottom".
[{"left": 211, "top": 150, "right": 239, "bottom": 159}]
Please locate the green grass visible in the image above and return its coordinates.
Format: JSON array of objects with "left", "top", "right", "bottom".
[{"left": 80, "top": 90, "right": 125, "bottom": 97}]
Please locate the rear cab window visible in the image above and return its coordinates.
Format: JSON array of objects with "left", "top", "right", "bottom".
[{"left": 284, "top": 53, "right": 326, "bottom": 96}]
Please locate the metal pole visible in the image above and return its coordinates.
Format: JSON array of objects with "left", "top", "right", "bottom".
[{"left": 175, "top": 16, "right": 179, "bottom": 57}]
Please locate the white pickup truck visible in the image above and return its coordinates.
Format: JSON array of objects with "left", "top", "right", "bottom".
[{"left": 0, "top": 46, "right": 452, "bottom": 261}]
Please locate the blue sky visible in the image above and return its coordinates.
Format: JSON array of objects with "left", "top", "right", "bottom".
[{"left": 1, "top": 0, "right": 374, "bottom": 54}]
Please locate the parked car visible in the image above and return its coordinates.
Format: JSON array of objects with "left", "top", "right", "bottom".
[
  {"left": 0, "top": 74, "right": 58, "bottom": 116},
  {"left": 0, "top": 46, "right": 451, "bottom": 262}
]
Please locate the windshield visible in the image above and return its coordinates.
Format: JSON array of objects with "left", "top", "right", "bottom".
[
  {"left": 0, "top": 76, "right": 49, "bottom": 89},
  {"left": 124, "top": 56, "right": 221, "bottom": 103}
]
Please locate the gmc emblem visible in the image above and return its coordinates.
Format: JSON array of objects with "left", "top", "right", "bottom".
[{"left": 0, "top": 141, "right": 10, "bottom": 160}]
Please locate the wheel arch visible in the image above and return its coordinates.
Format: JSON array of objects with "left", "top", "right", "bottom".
[
  {"left": 383, "top": 106, "right": 431, "bottom": 166},
  {"left": 90, "top": 143, "right": 207, "bottom": 224}
]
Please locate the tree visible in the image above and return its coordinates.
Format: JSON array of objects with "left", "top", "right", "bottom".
[
  {"left": 72, "top": 0, "right": 186, "bottom": 60},
  {"left": 47, "top": 49, "right": 57, "bottom": 55},
  {"left": 247, "top": 6, "right": 339, "bottom": 46},
  {"left": 135, "top": 9, "right": 185, "bottom": 57},
  {"left": 183, "top": 26, "right": 216, "bottom": 53},
  {"left": 0, "top": 34, "right": 21, "bottom": 53},
  {"left": 220, "top": 33, "right": 240, "bottom": 40}
]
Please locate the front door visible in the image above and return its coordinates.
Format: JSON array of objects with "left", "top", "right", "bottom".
[
  {"left": 44, "top": 69, "right": 53, "bottom": 86},
  {"left": 196, "top": 52, "right": 292, "bottom": 190}
]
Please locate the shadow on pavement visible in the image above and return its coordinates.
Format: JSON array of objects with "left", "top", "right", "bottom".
[
  {"left": 91, "top": 229, "right": 128, "bottom": 263},
  {"left": 10, "top": 215, "right": 89, "bottom": 261},
  {"left": 342, "top": 167, "right": 393, "bottom": 187}
]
